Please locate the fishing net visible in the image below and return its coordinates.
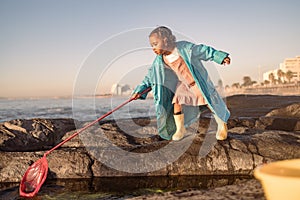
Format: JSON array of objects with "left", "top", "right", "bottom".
[{"left": 19, "top": 156, "right": 48, "bottom": 197}]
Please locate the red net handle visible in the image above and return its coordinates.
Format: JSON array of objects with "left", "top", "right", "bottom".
[{"left": 44, "top": 87, "right": 151, "bottom": 156}]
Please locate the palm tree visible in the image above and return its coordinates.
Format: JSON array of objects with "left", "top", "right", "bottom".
[
  {"left": 268, "top": 73, "right": 276, "bottom": 85},
  {"left": 285, "top": 70, "right": 294, "bottom": 83},
  {"left": 231, "top": 82, "right": 240, "bottom": 89},
  {"left": 264, "top": 80, "right": 270, "bottom": 86},
  {"left": 242, "top": 76, "right": 253, "bottom": 87},
  {"left": 217, "top": 79, "right": 223, "bottom": 88},
  {"left": 277, "top": 69, "right": 285, "bottom": 84}
]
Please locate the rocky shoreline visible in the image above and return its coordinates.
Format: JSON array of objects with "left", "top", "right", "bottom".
[{"left": 0, "top": 94, "right": 300, "bottom": 199}]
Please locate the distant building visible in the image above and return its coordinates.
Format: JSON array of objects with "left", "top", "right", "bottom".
[
  {"left": 111, "top": 84, "right": 121, "bottom": 95},
  {"left": 280, "top": 56, "right": 300, "bottom": 82},
  {"left": 263, "top": 56, "right": 300, "bottom": 83},
  {"left": 111, "top": 84, "right": 132, "bottom": 96}
]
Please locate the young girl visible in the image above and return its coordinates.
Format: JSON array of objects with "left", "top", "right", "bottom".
[{"left": 132, "top": 26, "right": 231, "bottom": 141}]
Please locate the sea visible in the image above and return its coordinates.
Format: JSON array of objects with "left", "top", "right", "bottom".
[{"left": 0, "top": 96, "right": 156, "bottom": 123}]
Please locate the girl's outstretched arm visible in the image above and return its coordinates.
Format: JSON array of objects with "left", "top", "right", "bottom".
[{"left": 192, "top": 44, "right": 229, "bottom": 65}]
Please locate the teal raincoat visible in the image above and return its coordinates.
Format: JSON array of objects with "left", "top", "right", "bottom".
[{"left": 133, "top": 41, "right": 230, "bottom": 140}]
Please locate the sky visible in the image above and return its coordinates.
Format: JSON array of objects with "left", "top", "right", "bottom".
[{"left": 1, "top": 0, "right": 300, "bottom": 98}]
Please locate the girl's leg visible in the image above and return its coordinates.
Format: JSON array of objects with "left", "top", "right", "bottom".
[
  {"left": 172, "top": 103, "right": 186, "bottom": 141},
  {"left": 190, "top": 84, "right": 227, "bottom": 140},
  {"left": 174, "top": 103, "right": 182, "bottom": 114},
  {"left": 213, "top": 114, "right": 228, "bottom": 140}
]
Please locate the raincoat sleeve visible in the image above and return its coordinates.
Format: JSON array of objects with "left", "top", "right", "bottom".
[
  {"left": 192, "top": 44, "right": 229, "bottom": 65},
  {"left": 132, "top": 67, "right": 152, "bottom": 99}
]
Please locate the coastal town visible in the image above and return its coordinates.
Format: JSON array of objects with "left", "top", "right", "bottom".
[
  {"left": 226, "top": 55, "right": 300, "bottom": 96},
  {"left": 110, "top": 55, "right": 300, "bottom": 97}
]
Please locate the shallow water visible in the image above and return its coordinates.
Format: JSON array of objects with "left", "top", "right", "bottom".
[
  {"left": 0, "top": 97, "right": 156, "bottom": 122},
  {"left": 0, "top": 175, "right": 251, "bottom": 200}
]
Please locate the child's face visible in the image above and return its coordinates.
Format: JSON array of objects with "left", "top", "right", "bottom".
[{"left": 149, "top": 33, "right": 167, "bottom": 55}]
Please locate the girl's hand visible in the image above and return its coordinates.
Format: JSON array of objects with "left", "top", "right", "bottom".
[
  {"left": 222, "top": 57, "right": 231, "bottom": 66},
  {"left": 131, "top": 93, "right": 141, "bottom": 100},
  {"left": 131, "top": 87, "right": 151, "bottom": 100}
]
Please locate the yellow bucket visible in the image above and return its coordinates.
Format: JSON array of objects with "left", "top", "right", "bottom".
[{"left": 254, "top": 159, "right": 300, "bottom": 200}]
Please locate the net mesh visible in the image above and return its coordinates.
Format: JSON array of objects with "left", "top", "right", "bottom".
[{"left": 19, "top": 156, "right": 48, "bottom": 197}]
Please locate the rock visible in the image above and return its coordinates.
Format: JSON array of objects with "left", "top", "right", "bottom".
[
  {"left": 255, "top": 116, "right": 300, "bottom": 131},
  {"left": 60, "top": 130, "right": 84, "bottom": 148},
  {"left": 0, "top": 116, "right": 300, "bottom": 182},
  {"left": 3, "top": 122, "right": 27, "bottom": 133},
  {"left": 0, "top": 118, "right": 76, "bottom": 151},
  {"left": 226, "top": 94, "right": 300, "bottom": 118},
  {"left": 251, "top": 130, "right": 300, "bottom": 159},
  {"left": 227, "top": 117, "right": 257, "bottom": 129},
  {"left": 265, "top": 103, "right": 300, "bottom": 118},
  {"left": 0, "top": 120, "right": 300, "bottom": 181},
  {"left": 47, "top": 148, "right": 93, "bottom": 179},
  {"left": 0, "top": 151, "right": 43, "bottom": 182},
  {"left": 254, "top": 102, "right": 300, "bottom": 131},
  {"left": 0, "top": 148, "right": 93, "bottom": 182}
]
